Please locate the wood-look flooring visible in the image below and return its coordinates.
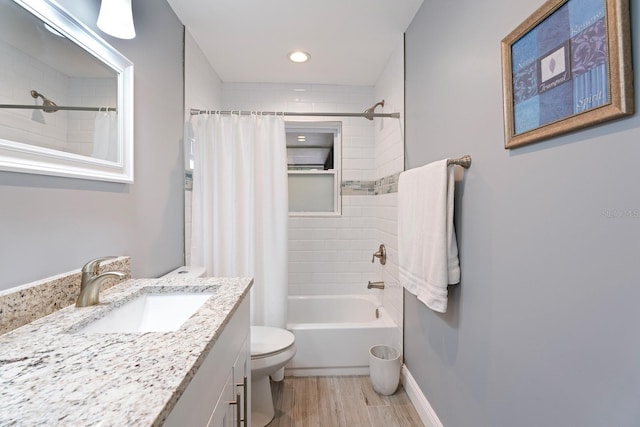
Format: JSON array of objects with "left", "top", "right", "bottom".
[{"left": 267, "top": 376, "right": 423, "bottom": 427}]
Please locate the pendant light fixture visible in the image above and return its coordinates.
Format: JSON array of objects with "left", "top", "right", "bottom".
[{"left": 97, "top": 0, "right": 136, "bottom": 39}]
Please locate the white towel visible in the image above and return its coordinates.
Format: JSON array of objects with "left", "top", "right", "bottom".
[{"left": 398, "top": 159, "right": 460, "bottom": 313}]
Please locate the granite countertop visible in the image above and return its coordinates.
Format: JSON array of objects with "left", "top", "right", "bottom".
[{"left": 0, "top": 276, "right": 253, "bottom": 426}]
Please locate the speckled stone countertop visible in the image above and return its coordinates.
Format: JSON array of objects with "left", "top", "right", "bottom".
[{"left": 0, "top": 276, "right": 252, "bottom": 426}]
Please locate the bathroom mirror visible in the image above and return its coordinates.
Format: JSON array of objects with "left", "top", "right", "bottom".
[{"left": 0, "top": 0, "right": 134, "bottom": 183}]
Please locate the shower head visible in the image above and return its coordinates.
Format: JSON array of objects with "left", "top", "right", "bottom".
[
  {"left": 363, "top": 100, "right": 385, "bottom": 120},
  {"left": 30, "top": 90, "right": 58, "bottom": 113}
]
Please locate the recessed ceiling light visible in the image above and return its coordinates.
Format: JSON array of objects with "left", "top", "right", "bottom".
[{"left": 288, "top": 51, "right": 310, "bottom": 63}]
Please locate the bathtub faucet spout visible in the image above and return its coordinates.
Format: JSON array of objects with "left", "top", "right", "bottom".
[{"left": 367, "top": 281, "right": 385, "bottom": 290}]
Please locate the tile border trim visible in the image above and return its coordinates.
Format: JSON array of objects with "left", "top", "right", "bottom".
[{"left": 341, "top": 171, "right": 401, "bottom": 196}]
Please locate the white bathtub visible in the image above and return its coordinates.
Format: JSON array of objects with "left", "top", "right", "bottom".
[{"left": 286, "top": 294, "right": 398, "bottom": 376}]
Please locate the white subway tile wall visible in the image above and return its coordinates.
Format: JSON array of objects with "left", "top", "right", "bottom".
[{"left": 288, "top": 195, "right": 378, "bottom": 295}]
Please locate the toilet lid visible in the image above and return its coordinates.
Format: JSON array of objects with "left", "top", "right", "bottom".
[{"left": 251, "top": 326, "right": 295, "bottom": 358}]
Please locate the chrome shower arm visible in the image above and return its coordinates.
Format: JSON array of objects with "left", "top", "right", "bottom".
[{"left": 30, "top": 89, "right": 58, "bottom": 113}]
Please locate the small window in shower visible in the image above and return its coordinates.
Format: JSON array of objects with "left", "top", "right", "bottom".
[{"left": 286, "top": 121, "right": 341, "bottom": 216}]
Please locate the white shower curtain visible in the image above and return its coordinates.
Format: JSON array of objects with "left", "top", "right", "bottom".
[
  {"left": 92, "top": 110, "right": 117, "bottom": 161},
  {"left": 190, "top": 113, "right": 288, "bottom": 328}
]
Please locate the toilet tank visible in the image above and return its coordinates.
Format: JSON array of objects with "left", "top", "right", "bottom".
[{"left": 161, "top": 266, "right": 206, "bottom": 278}]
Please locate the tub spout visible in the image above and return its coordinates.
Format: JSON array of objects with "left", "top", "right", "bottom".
[{"left": 367, "top": 281, "right": 385, "bottom": 290}]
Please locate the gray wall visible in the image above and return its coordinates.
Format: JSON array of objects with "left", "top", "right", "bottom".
[
  {"left": 404, "top": 1, "right": 640, "bottom": 426},
  {"left": 0, "top": 0, "right": 185, "bottom": 290}
]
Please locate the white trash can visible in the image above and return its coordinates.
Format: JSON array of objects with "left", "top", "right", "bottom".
[{"left": 369, "top": 345, "right": 401, "bottom": 395}]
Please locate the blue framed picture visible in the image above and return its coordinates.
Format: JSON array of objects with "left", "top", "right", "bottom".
[{"left": 501, "top": 0, "right": 633, "bottom": 148}]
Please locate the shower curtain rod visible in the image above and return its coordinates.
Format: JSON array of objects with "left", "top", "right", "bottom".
[
  {"left": 0, "top": 104, "right": 116, "bottom": 112},
  {"left": 189, "top": 99, "right": 400, "bottom": 121},
  {"left": 190, "top": 109, "right": 400, "bottom": 120}
]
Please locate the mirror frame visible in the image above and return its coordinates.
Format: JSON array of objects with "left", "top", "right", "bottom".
[{"left": 0, "top": 0, "right": 134, "bottom": 183}]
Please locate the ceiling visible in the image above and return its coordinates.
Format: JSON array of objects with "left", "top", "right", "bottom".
[{"left": 166, "top": 0, "right": 424, "bottom": 86}]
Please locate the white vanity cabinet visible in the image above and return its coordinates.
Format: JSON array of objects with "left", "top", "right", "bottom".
[{"left": 164, "top": 295, "right": 250, "bottom": 427}]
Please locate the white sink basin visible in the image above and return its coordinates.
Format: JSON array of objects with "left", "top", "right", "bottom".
[{"left": 78, "top": 292, "right": 214, "bottom": 334}]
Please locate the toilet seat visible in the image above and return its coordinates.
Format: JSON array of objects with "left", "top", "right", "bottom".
[{"left": 251, "top": 326, "right": 295, "bottom": 359}]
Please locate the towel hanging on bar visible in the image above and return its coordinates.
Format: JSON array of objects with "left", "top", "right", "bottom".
[{"left": 398, "top": 158, "right": 467, "bottom": 313}]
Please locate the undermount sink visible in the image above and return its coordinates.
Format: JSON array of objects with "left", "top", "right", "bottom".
[{"left": 78, "top": 292, "right": 214, "bottom": 334}]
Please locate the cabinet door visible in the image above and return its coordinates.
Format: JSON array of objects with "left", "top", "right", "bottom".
[
  {"left": 165, "top": 297, "right": 250, "bottom": 426},
  {"left": 207, "top": 371, "right": 235, "bottom": 427},
  {"left": 232, "top": 336, "right": 251, "bottom": 427}
]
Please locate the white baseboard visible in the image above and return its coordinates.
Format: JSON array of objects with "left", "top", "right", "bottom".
[
  {"left": 401, "top": 365, "right": 443, "bottom": 427},
  {"left": 285, "top": 366, "right": 369, "bottom": 377}
]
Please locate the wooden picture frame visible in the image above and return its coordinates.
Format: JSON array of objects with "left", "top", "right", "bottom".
[{"left": 501, "top": 0, "right": 633, "bottom": 149}]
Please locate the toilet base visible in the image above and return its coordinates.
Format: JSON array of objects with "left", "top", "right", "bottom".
[
  {"left": 271, "top": 367, "right": 285, "bottom": 382},
  {"left": 251, "top": 376, "right": 274, "bottom": 427}
]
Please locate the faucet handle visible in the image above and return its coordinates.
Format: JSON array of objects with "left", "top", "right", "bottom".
[
  {"left": 81, "top": 256, "right": 118, "bottom": 274},
  {"left": 371, "top": 244, "right": 386, "bottom": 265}
]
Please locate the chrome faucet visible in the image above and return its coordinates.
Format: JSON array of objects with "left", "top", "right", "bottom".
[
  {"left": 367, "top": 280, "right": 385, "bottom": 290},
  {"left": 76, "top": 257, "right": 126, "bottom": 307}
]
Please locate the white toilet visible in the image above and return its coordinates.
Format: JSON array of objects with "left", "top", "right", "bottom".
[{"left": 250, "top": 326, "right": 296, "bottom": 427}]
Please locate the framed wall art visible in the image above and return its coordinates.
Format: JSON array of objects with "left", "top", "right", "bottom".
[{"left": 501, "top": 0, "right": 633, "bottom": 149}]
